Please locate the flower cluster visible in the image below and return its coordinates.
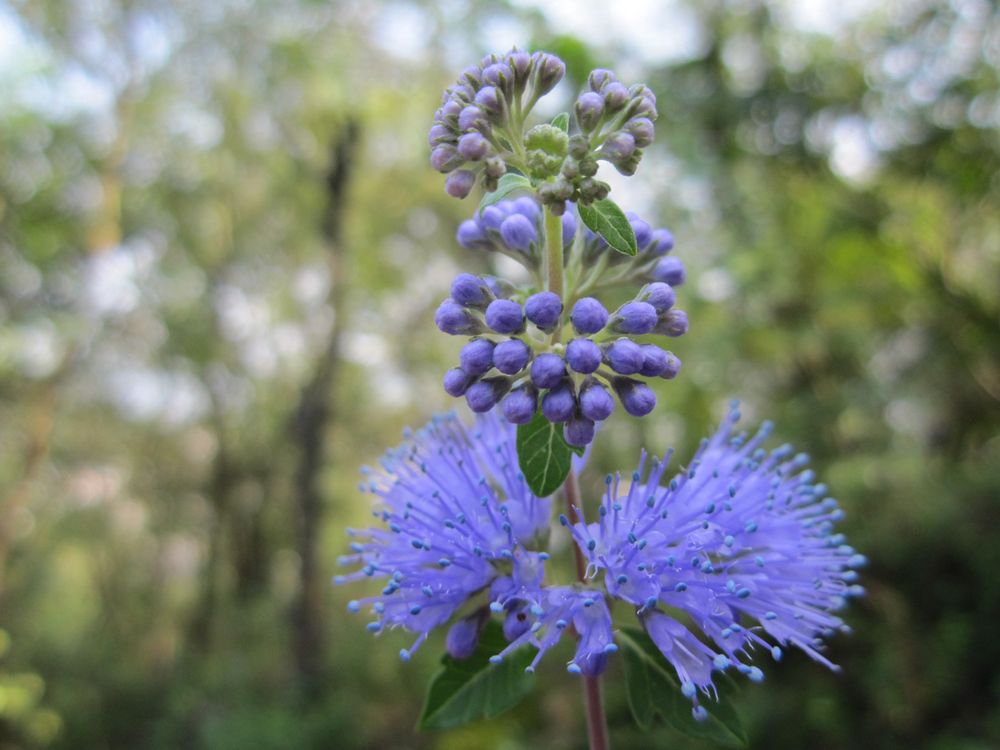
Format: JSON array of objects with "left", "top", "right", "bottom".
[
  {"left": 429, "top": 49, "right": 566, "bottom": 198},
  {"left": 435, "top": 271, "right": 687, "bottom": 446},
  {"left": 340, "top": 406, "right": 862, "bottom": 719}
]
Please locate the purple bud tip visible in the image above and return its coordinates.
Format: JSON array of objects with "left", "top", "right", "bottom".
[
  {"left": 579, "top": 381, "right": 615, "bottom": 421},
  {"left": 612, "top": 301, "right": 658, "bottom": 335},
  {"left": 525, "top": 291, "right": 563, "bottom": 331},
  {"left": 541, "top": 381, "right": 576, "bottom": 423},
  {"left": 458, "top": 132, "right": 489, "bottom": 161},
  {"left": 431, "top": 144, "right": 462, "bottom": 173},
  {"left": 443, "top": 367, "right": 472, "bottom": 397},
  {"left": 614, "top": 378, "right": 657, "bottom": 417},
  {"left": 600, "top": 131, "right": 636, "bottom": 162},
  {"left": 561, "top": 210, "right": 577, "bottom": 245},
  {"left": 485, "top": 299, "right": 524, "bottom": 334},
  {"left": 605, "top": 338, "right": 645, "bottom": 375},
  {"left": 483, "top": 62, "right": 513, "bottom": 87},
  {"left": 628, "top": 216, "right": 653, "bottom": 249},
  {"left": 658, "top": 309, "right": 689, "bottom": 337},
  {"left": 625, "top": 116, "right": 655, "bottom": 148},
  {"left": 512, "top": 196, "right": 541, "bottom": 220},
  {"left": 575, "top": 91, "right": 605, "bottom": 131},
  {"left": 474, "top": 85, "right": 502, "bottom": 115},
  {"left": 435, "top": 299, "right": 482, "bottom": 335},
  {"left": 588, "top": 68, "right": 617, "bottom": 91},
  {"left": 465, "top": 378, "right": 506, "bottom": 413},
  {"left": 653, "top": 256, "right": 686, "bottom": 286},
  {"left": 564, "top": 417, "right": 596, "bottom": 447},
  {"left": 571, "top": 297, "right": 609, "bottom": 334},
  {"left": 530, "top": 353, "right": 566, "bottom": 389},
  {"left": 566, "top": 338, "right": 602, "bottom": 374},
  {"left": 451, "top": 273, "right": 489, "bottom": 306},
  {"left": 499, "top": 214, "right": 538, "bottom": 252},
  {"left": 648, "top": 227, "right": 675, "bottom": 256},
  {"left": 640, "top": 282, "right": 676, "bottom": 312},
  {"left": 660, "top": 351, "right": 681, "bottom": 380},
  {"left": 638, "top": 344, "right": 669, "bottom": 377},
  {"left": 458, "top": 105, "right": 485, "bottom": 132},
  {"left": 534, "top": 52, "right": 566, "bottom": 95},
  {"left": 479, "top": 205, "right": 505, "bottom": 231},
  {"left": 456, "top": 219, "right": 488, "bottom": 249},
  {"left": 428, "top": 123, "right": 454, "bottom": 146},
  {"left": 459, "top": 338, "right": 495, "bottom": 376},
  {"left": 445, "top": 170, "right": 476, "bottom": 199},
  {"left": 492, "top": 339, "right": 531, "bottom": 375},
  {"left": 502, "top": 387, "right": 537, "bottom": 424},
  {"left": 603, "top": 81, "right": 630, "bottom": 110}
]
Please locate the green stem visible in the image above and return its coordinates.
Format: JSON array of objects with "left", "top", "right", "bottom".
[{"left": 544, "top": 206, "right": 564, "bottom": 306}]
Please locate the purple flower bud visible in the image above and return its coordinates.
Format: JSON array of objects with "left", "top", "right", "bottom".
[
  {"left": 627, "top": 213, "right": 653, "bottom": 249},
  {"left": 512, "top": 196, "right": 541, "bottom": 221},
  {"left": 571, "top": 297, "right": 609, "bottom": 334},
  {"left": 603, "top": 81, "right": 630, "bottom": 111},
  {"left": 564, "top": 417, "right": 596, "bottom": 447},
  {"left": 613, "top": 378, "right": 657, "bottom": 417},
  {"left": 588, "top": 68, "right": 617, "bottom": 92},
  {"left": 600, "top": 132, "right": 636, "bottom": 162},
  {"left": 458, "top": 132, "right": 489, "bottom": 161},
  {"left": 605, "top": 338, "right": 644, "bottom": 375},
  {"left": 575, "top": 92, "right": 605, "bottom": 132},
  {"left": 460, "top": 338, "right": 495, "bottom": 376},
  {"left": 507, "top": 49, "right": 532, "bottom": 83},
  {"left": 428, "top": 123, "right": 454, "bottom": 146},
  {"left": 459, "top": 105, "right": 486, "bottom": 132},
  {"left": 493, "top": 339, "right": 530, "bottom": 374},
  {"left": 483, "top": 62, "right": 513, "bottom": 90},
  {"left": 446, "top": 611, "right": 486, "bottom": 659},
  {"left": 639, "top": 282, "right": 676, "bottom": 312},
  {"left": 502, "top": 386, "right": 537, "bottom": 424},
  {"left": 484, "top": 275, "right": 516, "bottom": 299},
  {"left": 530, "top": 353, "right": 566, "bottom": 389},
  {"left": 484, "top": 299, "right": 525, "bottom": 334},
  {"left": 525, "top": 291, "right": 563, "bottom": 331},
  {"left": 431, "top": 144, "right": 463, "bottom": 173},
  {"left": 542, "top": 381, "right": 576, "bottom": 423},
  {"left": 611, "top": 301, "right": 658, "bottom": 335},
  {"left": 661, "top": 351, "right": 681, "bottom": 380},
  {"left": 457, "top": 219, "right": 489, "bottom": 249},
  {"left": 579, "top": 381, "right": 614, "bottom": 423},
  {"left": 624, "top": 117, "right": 655, "bottom": 148},
  {"left": 499, "top": 214, "right": 538, "bottom": 251},
  {"left": 648, "top": 228, "right": 675, "bottom": 256},
  {"left": 479, "top": 205, "right": 505, "bottom": 231},
  {"left": 451, "top": 273, "right": 489, "bottom": 306},
  {"left": 474, "top": 86, "right": 503, "bottom": 118},
  {"left": 656, "top": 309, "right": 689, "bottom": 337},
  {"left": 446, "top": 170, "right": 476, "bottom": 199},
  {"left": 436, "top": 299, "right": 484, "bottom": 335},
  {"left": 440, "top": 98, "right": 463, "bottom": 120},
  {"left": 533, "top": 52, "right": 566, "bottom": 95},
  {"left": 652, "top": 256, "right": 686, "bottom": 286},
  {"left": 465, "top": 376, "right": 510, "bottom": 413},
  {"left": 443, "top": 367, "right": 472, "bottom": 397},
  {"left": 630, "top": 95, "right": 657, "bottom": 120},
  {"left": 561, "top": 210, "right": 577, "bottom": 245},
  {"left": 566, "top": 338, "right": 602, "bottom": 374},
  {"left": 638, "top": 344, "right": 670, "bottom": 377}
]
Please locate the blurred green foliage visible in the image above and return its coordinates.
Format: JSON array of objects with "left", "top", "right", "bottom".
[{"left": 0, "top": 1, "right": 998, "bottom": 748}]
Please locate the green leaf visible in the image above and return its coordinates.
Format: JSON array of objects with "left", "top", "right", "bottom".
[
  {"left": 516, "top": 411, "right": 577, "bottom": 497},
  {"left": 618, "top": 627, "right": 748, "bottom": 748},
  {"left": 478, "top": 173, "right": 532, "bottom": 213},
  {"left": 418, "top": 621, "right": 535, "bottom": 731},
  {"left": 551, "top": 112, "right": 569, "bottom": 132},
  {"left": 577, "top": 198, "right": 638, "bottom": 256}
]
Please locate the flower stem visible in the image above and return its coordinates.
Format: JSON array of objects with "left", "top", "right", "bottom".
[
  {"left": 543, "top": 206, "right": 563, "bottom": 301},
  {"left": 564, "top": 471, "right": 611, "bottom": 750}
]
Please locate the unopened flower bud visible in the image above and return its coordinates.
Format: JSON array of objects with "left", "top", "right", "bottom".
[
  {"left": 507, "top": 49, "right": 532, "bottom": 84},
  {"left": 458, "top": 132, "right": 489, "bottom": 161},
  {"left": 568, "top": 134, "right": 590, "bottom": 159},
  {"left": 542, "top": 380, "right": 576, "bottom": 423},
  {"left": 492, "top": 339, "right": 531, "bottom": 375},
  {"left": 532, "top": 52, "right": 566, "bottom": 95},
  {"left": 566, "top": 338, "right": 602, "bottom": 374},
  {"left": 459, "top": 105, "right": 486, "bottom": 132},
  {"left": 482, "top": 62, "right": 514, "bottom": 92},
  {"left": 660, "top": 351, "right": 681, "bottom": 380},
  {"left": 484, "top": 157, "right": 506, "bottom": 179},
  {"left": 624, "top": 117, "right": 655, "bottom": 148},
  {"left": 525, "top": 291, "right": 563, "bottom": 331},
  {"left": 485, "top": 299, "right": 525, "bottom": 334},
  {"left": 575, "top": 92, "right": 605, "bottom": 132},
  {"left": 588, "top": 68, "right": 617, "bottom": 92},
  {"left": 530, "top": 353, "right": 566, "bottom": 389},
  {"left": 656, "top": 309, "right": 689, "bottom": 337},
  {"left": 474, "top": 86, "right": 505, "bottom": 121},
  {"left": 499, "top": 214, "right": 537, "bottom": 252},
  {"left": 502, "top": 386, "right": 538, "bottom": 424},
  {"left": 465, "top": 376, "right": 510, "bottom": 412},
  {"left": 562, "top": 211, "right": 577, "bottom": 243},
  {"left": 479, "top": 205, "right": 505, "bottom": 231},
  {"left": 436, "top": 299, "right": 484, "bottom": 335},
  {"left": 451, "top": 273, "right": 491, "bottom": 307},
  {"left": 652, "top": 256, "right": 686, "bottom": 286},
  {"left": 460, "top": 338, "right": 495, "bottom": 376},
  {"left": 431, "top": 144, "right": 463, "bottom": 173},
  {"left": 600, "top": 131, "right": 636, "bottom": 163},
  {"left": 628, "top": 213, "right": 653, "bottom": 249},
  {"left": 605, "top": 338, "right": 645, "bottom": 375},
  {"left": 456, "top": 220, "right": 489, "bottom": 249},
  {"left": 445, "top": 170, "right": 476, "bottom": 198},
  {"left": 512, "top": 196, "right": 541, "bottom": 220},
  {"left": 648, "top": 228, "right": 675, "bottom": 256},
  {"left": 443, "top": 368, "right": 473, "bottom": 397},
  {"left": 603, "top": 82, "right": 630, "bottom": 111},
  {"left": 612, "top": 378, "right": 657, "bottom": 417},
  {"left": 571, "top": 297, "right": 609, "bottom": 334},
  {"left": 610, "top": 301, "right": 658, "bottom": 335},
  {"left": 564, "top": 416, "right": 596, "bottom": 447},
  {"left": 639, "top": 282, "right": 676, "bottom": 312},
  {"left": 428, "top": 123, "right": 454, "bottom": 146},
  {"left": 638, "top": 344, "right": 670, "bottom": 377},
  {"left": 579, "top": 380, "right": 615, "bottom": 421}
]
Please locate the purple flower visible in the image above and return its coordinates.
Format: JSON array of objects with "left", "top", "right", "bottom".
[
  {"left": 564, "top": 416, "right": 596, "bottom": 448},
  {"left": 530, "top": 353, "right": 566, "bottom": 389},
  {"left": 579, "top": 380, "right": 615, "bottom": 421},
  {"left": 566, "top": 338, "right": 602, "bottom": 374},
  {"left": 502, "top": 386, "right": 538, "bottom": 424},
  {"left": 435, "top": 299, "right": 484, "bottom": 336},
  {"left": 525, "top": 291, "right": 563, "bottom": 331},
  {"left": 500, "top": 214, "right": 538, "bottom": 252},
  {"left": 493, "top": 339, "right": 531, "bottom": 375},
  {"left": 339, "top": 413, "right": 551, "bottom": 659},
  {"left": 485, "top": 299, "right": 525, "bottom": 334},
  {"left": 605, "top": 338, "right": 645, "bottom": 375},
  {"left": 610, "top": 301, "right": 658, "bottom": 335},
  {"left": 459, "top": 338, "right": 495, "bottom": 376},
  {"left": 541, "top": 380, "right": 576, "bottom": 423},
  {"left": 466, "top": 377, "right": 510, "bottom": 412},
  {"left": 563, "top": 403, "right": 862, "bottom": 718},
  {"left": 446, "top": 170, "right": 476, "bottom": 199},
  {"left": 612, "top": 377, "right": 657, "bottom": 416},
  {"left": 443, "top": 368, "right": 472, "bottom": 397},
  {"left": 571, "top": 297, "right": 609, "bottom": 334}
]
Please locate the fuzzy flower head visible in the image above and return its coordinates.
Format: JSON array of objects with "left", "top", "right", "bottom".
[{"left": 564, "top": 401, "right": 864, "bottom": 718}]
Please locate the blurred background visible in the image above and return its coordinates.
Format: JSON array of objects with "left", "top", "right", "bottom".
[{"left": 1, "top": 0, "right": 998, "bottom": 748}]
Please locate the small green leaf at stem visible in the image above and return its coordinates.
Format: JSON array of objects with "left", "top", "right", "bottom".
[
  {"left": 515, "top": 411, "right": 581, "bottom": 497},
  {"left": 418, "top": 621, "right": 535, "bottom": 731},
  {"left": 618, "top": 626, "right": 748, "bottom": 747},
  {"left": 478, "top": 173, "right": 532, "bottom": 213},
  {"left": 551, "top": 112, "right": 569, "bottom": 132},
  {"left": 578, "top": 198, "right": 638, "bottom": 256}
]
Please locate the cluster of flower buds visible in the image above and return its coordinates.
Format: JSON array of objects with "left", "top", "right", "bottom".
[
  {"left": 428, "top": 49, "right": 566, "bottom": 198},
  {"left": 435, "top": 273, "right": 687, "bottom": 446},
  {"left": 456, "top": 197, "right": 686, "bottom": 289}
]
